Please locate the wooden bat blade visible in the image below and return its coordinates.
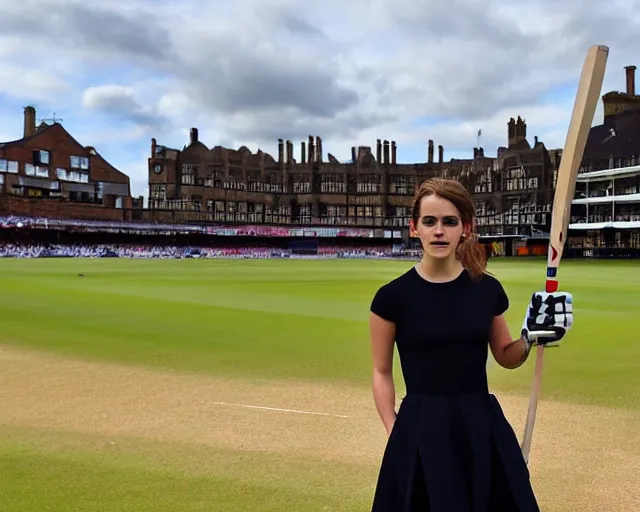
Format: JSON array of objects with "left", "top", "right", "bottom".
[
  {"left": 521, "top": 344, "right": 545, "bottom": 465},
  {"left": 521, "top": 45, "right": 609, "bottom": 465},
  {"left": 546, "top": 44, "right": 609, "bottom": 293}
]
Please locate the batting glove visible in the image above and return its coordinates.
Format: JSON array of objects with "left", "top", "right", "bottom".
[{"left": 521, "top": 291, "right": 573, "bottom": 349}]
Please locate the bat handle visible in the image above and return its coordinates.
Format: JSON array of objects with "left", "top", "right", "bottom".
[
  {"left": 521, "top": 344, "right": 545, "bottom": 464},
  {"left": 545, "top": 266, "right": 558, "bottom": 293}
]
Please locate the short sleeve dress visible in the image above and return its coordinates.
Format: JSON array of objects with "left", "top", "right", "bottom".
[{"left": 369, "top": 266, "right": 540, "bottom": 511}]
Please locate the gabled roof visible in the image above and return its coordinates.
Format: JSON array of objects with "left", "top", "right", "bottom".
[
  {"left": 0, "top": 122, "right": 86, "bottom": 154},
  {"left": 88, "top": 148, "right": 130, "bottom": 188},
  {"left": 0, "top": 122, "right": 129, "bottom": 187},
  {"left": 0, "top": 122, "right": 56, "bottom": 148}
]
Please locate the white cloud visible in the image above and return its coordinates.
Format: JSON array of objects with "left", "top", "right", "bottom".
[
  {"left": 0, "top": 63, "right": 71, "bottom": 101},
  {"left": 71, "top": 124, "right": 154, "bottom": 146},
  {"left": 83, "top": 85, "right": 136, "bottom": 110}
]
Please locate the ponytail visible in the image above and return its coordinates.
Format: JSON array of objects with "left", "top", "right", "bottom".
[{"left": 456, "top": 234, "right": 487, "bottom": 281}]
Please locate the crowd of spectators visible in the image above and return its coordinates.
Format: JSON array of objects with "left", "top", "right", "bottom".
[{"left": 0, "top": 242, "right": 409, "bottom": 260}]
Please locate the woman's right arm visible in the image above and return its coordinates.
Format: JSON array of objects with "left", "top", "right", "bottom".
[{"left": 370, "top": 312, "right": 397, "bottom": 435}]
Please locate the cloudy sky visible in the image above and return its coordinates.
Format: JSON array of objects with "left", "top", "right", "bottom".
[{"left": 0, "top": 0, "right": 638, "bottom": 198}]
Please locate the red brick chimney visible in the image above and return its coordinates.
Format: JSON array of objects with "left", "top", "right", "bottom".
[
  {"left": 23, "top": 106, "right": 36, "bottom": 138},
  {"left": 625, "top": 65, "right": 636, "bottom": 96},
  {"left": 189, "top": 127, "right": 198, "bottom": 144},
  {"left": 278, "top": 139, "right": 284, "bottom": 163},
  {"left": 286, "top": 140, "right": 293, "bottom": 163},
  {"left": 308, "top": 135, "right": 314, "bottom": 162}
]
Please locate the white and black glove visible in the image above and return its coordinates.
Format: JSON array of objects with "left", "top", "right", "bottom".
[{"left": 521, "top": 291, "right": 573, "bottom": 350}]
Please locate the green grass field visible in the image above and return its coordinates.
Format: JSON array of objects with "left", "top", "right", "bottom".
[{"left": 0, "top": 257, "right": 638, "bottom": 511}]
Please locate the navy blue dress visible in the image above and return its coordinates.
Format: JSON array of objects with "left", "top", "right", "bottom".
[{"left": 369, "top": 267, "right": 540, "bottom": 511}]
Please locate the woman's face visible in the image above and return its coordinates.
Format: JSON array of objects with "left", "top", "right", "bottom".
[{"left": 410, "top": 194, "right": 466, "bottom": 260}]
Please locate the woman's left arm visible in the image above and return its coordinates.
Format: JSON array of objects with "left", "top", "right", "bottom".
[{"left": 488, "top": 314, "right": 530, "bottom": 369}]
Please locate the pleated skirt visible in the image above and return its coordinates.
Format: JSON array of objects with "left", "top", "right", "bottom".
[{"left": 371, "top": 392, "right": 540, "bottom": 511}]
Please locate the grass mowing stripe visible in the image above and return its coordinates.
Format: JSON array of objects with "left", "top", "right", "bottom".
[
  {"left": 0, "top": 258, "right": 638, "bottom": 410},
  {"left": 0, "top": 426, "right": 377, "bottom": 512},
  {"left": 0, "top": 286, "right": 372, "bottom": 383}
]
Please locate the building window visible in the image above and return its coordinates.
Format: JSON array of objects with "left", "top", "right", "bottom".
[
  {"left": 505, "top": 199, "right": 520, "bottom": 225},
  {"left": 474, "top": 170, "right": 493, "bottom": 193},
  {"left": 321, "top": 173, "right": 346, "bottom": 193},
  {"left": 59, "top": 169, "right": 88, "bottom": 183},
  {"left": 149, "top": 184, "right": 166, "bottom": 200},
  {"left": 293, "top": 175, "right": 311, "bottom": 193},
  {"left": 248, "top": 179, "right": 268, "bottom": 191},
  {"left": 70, "top": 155, "right": 89, "bottom": 169},
  {"left": 322, "top": 205, "right": 347, "bottom": 225},
  {"left": 248, "top": 172, "right": 269, "bottom": 191},
  {"left": 351, "top": 195, "right": 378, "bottom": 206},
  {"left": 389, "top": 175, "right": 414, "bottom": 195},
  {"left": 248, "top": 203, "right": 264, "bottom": 223},
  {"left": 0, "top": 159, "right": 19, "bottom": 173},
  {"left": 181, "top": 164, "right": 195, "bottom": 185},
  {"left": 25, "top": 164, "right": 49, "bottom": 178},
  {"left": 37, "top": 150, "right": 50, "bottom": 165},
  {"left": 356, "top": 174, "right": 380, "bottom": 193},
  {"left": 268, "top": 174, "right": 284, "bottom": 193},
  {"left": 297, "top": 204, "right": 311, "bottom": 223},
  {"left": 504, "top": 166, "right": 525, "bottom": 191},
  {"left": 223, "top": 172, "right": 245, "bottom": 190}
]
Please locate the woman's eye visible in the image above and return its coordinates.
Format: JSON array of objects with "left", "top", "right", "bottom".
[{"left": 422, "top": 216, "right": 458, "bottom": 226}]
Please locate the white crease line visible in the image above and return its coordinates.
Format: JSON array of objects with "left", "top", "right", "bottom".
[{"left": 210, "top": 401, "right": 350, "bottom": 418}]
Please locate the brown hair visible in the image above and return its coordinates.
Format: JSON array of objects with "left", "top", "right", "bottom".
[{"left": 411, "top": 177, "right": 487, "bottom": 281}]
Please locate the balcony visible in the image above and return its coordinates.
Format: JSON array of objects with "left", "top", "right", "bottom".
[
  {"left": 568, "top": 220, "right": 640, "bottom": 230},
  {"left": 571, "top": 168, "right": 640, "bottom": 231},
  {"left": 577, "top": 163, "right": 640, "bottom": 181},
  {"left": 572, "top": 192, "right": 640, "bottom": 205}
]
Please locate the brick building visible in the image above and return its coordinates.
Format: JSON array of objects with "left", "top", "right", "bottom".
[
  {"left": 148, "top": 129, "right": 443, "bottom": 231},
  {"left": 4, "top": 66, "right": 640, "bottom": 259},
  {"left": 147, "top": 116, "right": 558, "bottom": 246},
  {"left": 472, "top": 116, "right": 557, "bottom": 240},
  {"left": 0, "top": 106, "right": 135, "bottom": 221},
  {"left": 0, "top": 105, "right": 562, "bottom": 248}
]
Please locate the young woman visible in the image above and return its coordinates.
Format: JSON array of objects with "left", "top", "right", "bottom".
[{"left": 369, "top": 177, "right": 573, "bottom": 511}]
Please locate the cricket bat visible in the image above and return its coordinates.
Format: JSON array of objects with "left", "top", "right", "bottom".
[{"left": 520, "top": 44, "right": 609, "bottom": 464}]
